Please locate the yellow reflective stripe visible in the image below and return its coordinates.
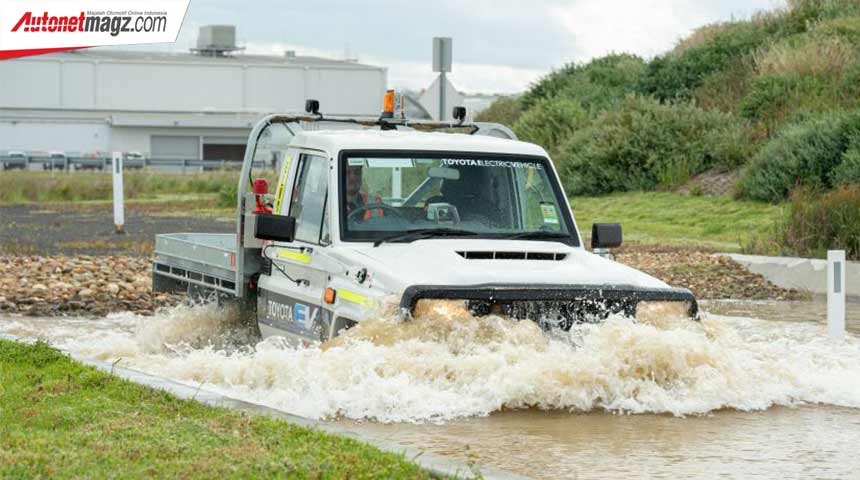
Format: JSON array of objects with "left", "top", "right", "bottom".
[
  {"left": 277, "top": 249, "right": 310, "bottom": 264},
  {"left": 273, "top": 154, "right": 291, "bottom": 214},
  {"left": 338, "top": 289, "right": 373, "bottom": 307}
]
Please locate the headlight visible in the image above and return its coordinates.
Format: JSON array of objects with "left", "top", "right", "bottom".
[{"left": 635, "top": 301, "right": 691, "bottom": 323}]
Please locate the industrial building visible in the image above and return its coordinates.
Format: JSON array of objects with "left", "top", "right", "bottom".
[{"left": 0, "top": 26, "right": 387, "bottom": 163}]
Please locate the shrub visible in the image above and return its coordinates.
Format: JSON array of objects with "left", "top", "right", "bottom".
[
  {"left": 474, "top": 96, "right": 523, "bottom": 127},
  {"left": 640, "top": 22, "right": 773, "bottom": 102},
  {"left": 811, "top": 15, "right": 860, "bottom": 44},
  {"left": 831, "top": 131, "right": 860, "bottom": 183},
  {"left": 739, "top": 110, "right": 860, "bottom": 202},
  {"left": 792, "top": 0, "right": 860, "bottom": 23},
  {"left": 739, "top": 32, "right": 860, "bottom": 136},
  {"left": 638, "top": 0, "right": 857, "bottom": 102},
  {"left": 520, "top": 54, "right": 646, "bottom": 112},
  {"left": 218, "top": 183, "right": 239, "bottom": 208},
  {"left": 692, "top": 57, "right": 756, "bottom": 114},
  {"left": 738, "top": 73, "right": 843, "bottom": 135},
  {"left": 672, "top": 22, "right": 736, "bottom": 55},
  {"left": 555, "top": 96, "right": 751, "bottom": 195},
  {"left": 512, "top": 98, "right": 588, "bottom": 157},
  {"left": 739, "top": 74, "right": 802, "bottom": 121},
  {"left": 777, "top": 185, "right": 860, "bottom": 259},
  {"left": 754, "top": 35, "right": 857, "bottom": 77}
]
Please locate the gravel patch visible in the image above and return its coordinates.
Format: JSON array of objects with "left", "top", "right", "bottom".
[
  {"left": 616, "top": 245, "right": 806, "bottom": 301},
  {"left": 0, "top": 203, "right": 804, "bottom": 316},
  {"left": 0, "top": 247, "right": 804, "bottom": 318},
  {"left": 0, "top": 255, "right": 179, "bottom": 316}
]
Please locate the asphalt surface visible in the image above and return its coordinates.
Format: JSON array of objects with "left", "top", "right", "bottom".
[{"left": 0, "top": 204, "right": 233, "bottom": 256}]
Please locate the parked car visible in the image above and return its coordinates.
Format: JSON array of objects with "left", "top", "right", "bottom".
[
  {"left": 123, "top": 151, "right": 147, "bottom": 170},
  {"left": 73, "top": 152, "right": 106, "bottom": 171},
  {"left": 1, "top": 151, "right": 27, "bottom": 170},
  {"left": 43, "top": 151, "right": 68, "bottom": 171}
]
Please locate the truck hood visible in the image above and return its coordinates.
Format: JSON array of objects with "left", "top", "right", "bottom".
[{"left": 339, "top": 239, "right": 671, "bottom": 293}]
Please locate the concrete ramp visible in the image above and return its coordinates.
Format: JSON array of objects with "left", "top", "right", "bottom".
[{"left": 725, "top": 254, "right": 860, "bottom": 297}]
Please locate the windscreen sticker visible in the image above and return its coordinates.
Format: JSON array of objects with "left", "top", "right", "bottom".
[
  {"left": 273, "top": 154, "right": 291, "bottom": 214},
  {"left": 441, "top": 158, "right": 542, "bottom": 169},
  {"left": 540, "top": 203, "right": 560, "bottom": 225},
  {"left": 348, "top": 158, "right": 367, "bottom": 167}
]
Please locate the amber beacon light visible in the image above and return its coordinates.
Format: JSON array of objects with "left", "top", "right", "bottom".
[{"left": 381, "top": 89, "right": 395, "bottom": 118}]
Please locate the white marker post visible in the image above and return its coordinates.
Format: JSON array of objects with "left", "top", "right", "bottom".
[
  {"left": 112, "top": 152, "right": 125, "bottom": 234},
  {"left": 827, "top": 250, "right": 846, "bottom": 340}
]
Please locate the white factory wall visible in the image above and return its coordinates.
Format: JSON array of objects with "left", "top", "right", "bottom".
[
  {"left": 0, "top": 120, "right": 110, "bottom": 153},
  {"left": 0, "top": 56, "right": 386, "bottom": 115},
  {"left": 0, "top": 117, "right": 252, "bottom": 157},
  {"left": 99, "top": 63, "right": 244, "bottom": 111}
]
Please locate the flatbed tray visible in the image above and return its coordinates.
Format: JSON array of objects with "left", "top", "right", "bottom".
[{"left": 153, "top": 233, "right": 238, "bottom": 294}]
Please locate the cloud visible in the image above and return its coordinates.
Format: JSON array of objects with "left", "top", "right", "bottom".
[
  {"left": 374, "top": 59, "right": 545, "bottom": 95},
  {"left": 552, "top": 0, "right": 784, "bottom": 62},
  {"left": 241, "top": 41, "right": 543, "bottom": 94}
]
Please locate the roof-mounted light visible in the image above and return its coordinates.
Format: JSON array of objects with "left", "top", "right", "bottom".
[{"left": 381, "top": 89, "right": 395, "bottom": 118}]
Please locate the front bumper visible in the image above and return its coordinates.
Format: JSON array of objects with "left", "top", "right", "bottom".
[{"left": 400, "top": 284, "right": 698, "bottom": 328}]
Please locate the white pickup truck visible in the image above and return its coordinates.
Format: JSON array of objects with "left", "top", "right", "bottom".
[{"left": 153, "top": 99, "right": 697, "bottom": 343}]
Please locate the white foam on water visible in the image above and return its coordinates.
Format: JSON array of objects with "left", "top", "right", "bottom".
[{"left": 2, "top": 300, "right": 859, "bottom": 423}]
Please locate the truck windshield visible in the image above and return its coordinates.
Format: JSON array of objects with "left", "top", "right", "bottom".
[{"left": 339, "top": 152, "right": 577, "bottom": 245}]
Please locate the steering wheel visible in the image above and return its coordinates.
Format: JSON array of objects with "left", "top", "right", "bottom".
[{"left": 347, "top": 203, "right": 407, "bottom": 223}]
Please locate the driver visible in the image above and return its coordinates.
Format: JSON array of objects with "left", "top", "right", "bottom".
[{"left": 345, "top": 166, "right": 384, "bottom": 221}]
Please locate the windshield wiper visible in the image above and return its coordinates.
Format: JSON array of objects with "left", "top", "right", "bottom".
[
  {"left": 373, "top": 228, "right": 479, "bottom": 247},
  {"left": 503, "top": 231, "right": 572, "bottom": 241}
]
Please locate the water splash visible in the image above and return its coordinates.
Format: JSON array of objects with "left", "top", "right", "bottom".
[{"left": 2, "top": 300, "right": 859, "bottom": 423}]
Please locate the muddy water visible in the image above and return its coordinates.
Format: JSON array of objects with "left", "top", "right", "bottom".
[{"left": 2, "top": 299, "right": 859, "bottom": 479}]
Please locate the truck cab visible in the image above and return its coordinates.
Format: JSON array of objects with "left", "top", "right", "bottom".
[{"left": 246, "top": 129, "right": 696, "bottom": 343}]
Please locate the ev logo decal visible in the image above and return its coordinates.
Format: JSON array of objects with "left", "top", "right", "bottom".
[{"left": 266, "top": 296, "right": 329, "bottom": 333}]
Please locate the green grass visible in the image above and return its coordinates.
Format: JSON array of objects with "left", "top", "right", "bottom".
[
  {"left": 0, "top": 339, "right": 430, "bottom": 479},
  {"left": 0, "top": 170, "right": 272, "bottom": 204},
  {"left": 571, "top": 192, "right": 783, "bottom": 251}
]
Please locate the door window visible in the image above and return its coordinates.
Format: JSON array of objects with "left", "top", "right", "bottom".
[{"left": 289, "top": 154, "right": 329, "bottom": 244}]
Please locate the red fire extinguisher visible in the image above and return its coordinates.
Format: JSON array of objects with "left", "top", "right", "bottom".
[{"left": 252, "top": 179, "right": 273, "bottom": 214}]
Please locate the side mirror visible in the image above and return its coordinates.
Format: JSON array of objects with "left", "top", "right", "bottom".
[
  {"left": 255, "top": 214, "right": 296, "bottom": 243},
  {"left": 591, "top": 223, "right": 622, "bottom": 250}
]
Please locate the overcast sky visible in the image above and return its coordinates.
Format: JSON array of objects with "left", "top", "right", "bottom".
[{"left": 162, "top": 0, "right": 786, "bottom": 94}]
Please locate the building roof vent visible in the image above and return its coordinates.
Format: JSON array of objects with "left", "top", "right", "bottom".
[{"left": 191, "top": 25, "right": 244, "bottom": 57}]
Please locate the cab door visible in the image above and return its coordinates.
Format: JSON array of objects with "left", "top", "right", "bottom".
[{"left": 257, "top": 151, "right": 333, "bottom": 343}]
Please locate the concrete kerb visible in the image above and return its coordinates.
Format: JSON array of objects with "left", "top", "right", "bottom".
[
  {"left": 722, "top": 253, "right": 860, "bottom": 298},
  {"left": 0, "top": 333, "right": 528, "bottom": 480}
]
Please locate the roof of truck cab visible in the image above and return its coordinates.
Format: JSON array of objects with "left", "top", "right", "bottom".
[{"left": 289, "top": 129, "right": 549, "bottom": 157}]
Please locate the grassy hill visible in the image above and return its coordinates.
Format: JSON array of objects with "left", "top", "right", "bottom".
[{"left": 478, "top": 0, "right": 860, "bottom": 258}]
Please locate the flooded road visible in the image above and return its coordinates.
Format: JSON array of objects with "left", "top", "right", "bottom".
[{"left": 2, "top": 298, "right": 859, "bottom": 478}]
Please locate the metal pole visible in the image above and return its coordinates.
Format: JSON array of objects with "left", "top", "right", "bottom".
[
  {"left": 112, "top": 152, "right": 125, "bottom": 234},
  {"left": 439, "top": 72, "right": 446, "bottom": 121},
  {"left": 827, "top": 250, "right": 846, "bottom": 340}
]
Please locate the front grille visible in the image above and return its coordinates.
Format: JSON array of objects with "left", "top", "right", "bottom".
[
  {"left": 457, "top": 251, "right": 567, "bottom": 261},
  {"left": 400, "top": 284, "right": 699, "bottom": 331},
  {"left": 466, "top": 298, "right": 631, "bottom": 330}
]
